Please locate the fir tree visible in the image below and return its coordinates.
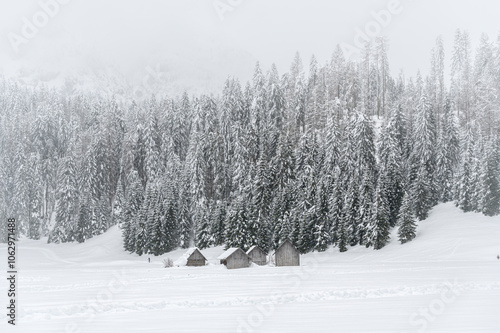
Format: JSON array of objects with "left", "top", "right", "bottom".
[
  {"left": 455, "top": 128, "right": 476, "bottom": 212},
  {"left": 210, "top": 201, "right": 227, "bottom": 246},
  {"left": 49, "top": 150, "right": 78, "bottom": 243},
  {"left": 412, "top": 165, "right": 433, "bottom": 221},
  {"left": 162, "top": 179, "right": 180, "bottom": 252},
  {"left": 436, "top": 100, "right": 460, "bottom": 202},
  {"left": 122, "top": 171, "right": 144, "bottom": 252},
  {"left": 195, "top": 201, "right": 212, "bottom": 250},
  {"left": 480, "top": 138, "right": 500, "bottom": 216},
  {"left": 366, "top": 180, "right": 391, "bottom": 250},
  {"left": 397, "top": 192, "right": 417, "bottom": 244},
  {"left": 224, "top": 196, "right": 255, "bottom": 250}
]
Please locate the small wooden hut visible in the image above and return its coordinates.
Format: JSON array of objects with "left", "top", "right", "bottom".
[
  {"left": 217, "top": 248, "right": 250, "bottom": 269},
  {"left": 175, "top": 248, "right": 207, "bottom": 267},
  {"left": 274, "top": 239, "right": 300, "bottom": 266},
  {"left": 246, "top": 245, "right": 267, "bottom": 266}
]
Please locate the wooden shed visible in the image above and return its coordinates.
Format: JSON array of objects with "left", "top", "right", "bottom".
[
  {"left": 217, "top": 248, "right": 250, "bottom": 269},
  {"left": 175, "top": 247, "right": 207, "bottom": 267},
  {"left": 274, "top": 239, "right": 300, "bottom": 266},
  {"left": 246, "top": 245, "right": 267, "bottom": 266}
]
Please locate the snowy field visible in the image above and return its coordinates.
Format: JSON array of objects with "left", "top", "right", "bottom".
[{"left": 1, "top": 202, "right": 499, "bottom": 333}]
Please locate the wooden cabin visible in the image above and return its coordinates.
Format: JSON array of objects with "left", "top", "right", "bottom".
[
  {"left": 217, "top": 248, "right": 250, "bottom": 269},
  {"left": 246, "top": 245, "right": 267, "bottom": 266},
  {"left": 274, "top": 239, "right": 300, "bottom": 266},
  {"left": 175, "top": 248, "right": 207, "bottom": 267}
]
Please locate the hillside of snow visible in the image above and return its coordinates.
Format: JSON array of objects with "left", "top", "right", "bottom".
[{"left": 1, "top": 202, "right": 499, "bottom": 332}]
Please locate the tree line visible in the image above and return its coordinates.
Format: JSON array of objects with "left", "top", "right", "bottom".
[{"left": 0, "top": 31, "right": 499, "bottom": 255}]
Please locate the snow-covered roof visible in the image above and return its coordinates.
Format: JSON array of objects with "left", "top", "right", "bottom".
[
  {"left": 217, "top": 248, "right": 243, "bottom": 260},
  {"left": 173, "top": 247, "right": 205, "bottom": 266},
  {"left": 273, "top": 239, "right": 297, "bottom": 254},
  {"left": 246, "top": 245, "right": 266, "bottom": 255},
  {"left": 183, "top": 247, "right": 202, "bottom": 258},
  {"left": 246, "top": 245, "right": 258, "bottom": 254}
]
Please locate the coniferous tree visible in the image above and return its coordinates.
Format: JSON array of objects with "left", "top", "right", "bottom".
[
  {"left": 313, "top": 182, "right": 330, "bottom": 252},
  {"left": 162, "top": 179, "right": 180, "bottom": 252},
  {"left": 409, "top": 95, "right": 438, "bottom": 218},
  {"left": 455, "top": 128, "right": 476, "bottom": 212},
  {"left": 49, "top": 148, "right": 78, "bottom": 243},
  {"left": 436, "top": 100, "right": 460, "bottom": 202},
  {"left": 412, "top": 165, "right": 433, "bottom": 221},
  {"left": 480, "top": 138, "right": 500, "bottom": 216},
  {"left": 146, "top": 184, "right": 165, "bottom": 255},
  {"left": 367, "top": 179, "right": 391, "bottom": 250},
  {"left": 210, "top": 201, "right": 227, "bottom": 246},
  {"left": 195, "top": 201, "right": 212, "bottom": 250},
  {"left": 134, "top": 183, "right": 153, "bottom": 255},
  {"left": 224, "top": 196, "right": 255, "bottom": 250},
  {"left": 378, "top": 109, "right": 405, "bottom": 227},
  {"left": 397, "top": 192, "right": 417, "bottom": 244},
  {"left": 122, "top": 171, "right": 144, "bottom": 252}
]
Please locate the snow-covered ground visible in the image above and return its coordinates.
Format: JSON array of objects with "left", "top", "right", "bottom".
[{"left": 1, "top": 202, "right": 499, "bottom": 332}]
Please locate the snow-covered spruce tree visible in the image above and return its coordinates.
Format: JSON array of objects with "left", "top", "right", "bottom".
[
  {"left": 342, "top": 179, "right": 360, "bottom": 248},
  {"left": 472, "top": 34, "right": 498, "bottom": 136},
  {"left": 162, "top": 179, "right": 180, "bottom": 253},
  {"left": 397, "top": 192, "right": 417, "bottom": 244},
  {"left": 252, "top": 149, "right": 273, "bottom": 236},
  {"left": 320, "top": 109, "right": 341, "bottom": 220},
  {"left": 122, "top": 171, "right": 144, "bottom": 253},
  {"left": 144, "top": 102, "right": 163, "bottom": 184},
  {"left": 374, "top": 36, "right": 391, "bottom": 118},
  {"left": 351, "top": 112, "right": 377, "bottom": 245},
  {"left": 313, "top": 182, "right": 330, "bottom": 252},
  {"left": 94, "top": 199, "right": 112, "bottom": 237},
  {"left": 210, "top": 201, "right": 227, "bottom": 247},
  {"left": 435, "top": 100, "right": 460, "bottom": 203},
  {"left": 224, "top": 196, "right": 255, "bottom": 251},
  {"left": 337, "top": 214, "right": 349, "bottom": 253},
  {"left": 408, "top": 95, "right": 438, "bottom": 219},
  {"left": 134, "top": 182, "right": 153, "bottom": 255},
  {"left": 366, "top": 178, "right": 390, "bottom": 250},
  {"left": 378, "top": 109, "right": 405, "bottom": 227},
  {"left": 411, "top": 165, "right": 433, "bottom": 221},
  {"left": 101, "top": 101, "right": 125, "bottom": 228},
  {"left": 15, "top": 151, "right": 43, "bottom": 240},
  {"left": 327, "top": 170, "right": 343, "bottom": 247},
  {"left": 289, "top": 206, "right": 303, "bottom": 249},
  {"left": 471, "top": 136, "right": 485, "bottom": 212},
  {"left": 451, "top": 29, "right": 473, "bottom": 126},
  {"left": 75, "top": 194, "right": 92, "bottom": 243},
  {"left": 353, "top": 113, "right": 377, "bottom": 176},
  {"left": 255, "top": 203, "right": 273, "bottom": 253},
  {"left": 293, "top": 131, "right": 318, "bottom": 253},
  {"left": 358, "top": 166, "right": 375, "bottom": 246},
  {"left": 429, "top": 36, "right": 446, "bottom": 117},
  {"left": 49, "top": 149, "right": 78, "bottom": 244},
  {"left": 178, "top": 171, "right": 193, "bottom": 249},
  {"left": 271, "top": 184, "right": 295, "bottom": 250},
  {"left": 273, "top": 133, "right": 296, "bottom": 195},
  {"left": 86, "top": 135, "right": 113, "bottom": 237},
  {"left": 146, "top": 183, "right": 168, "bottom": 256},
  {"left": 194, "top": 200, "right": 212, "bottom": 250},
  {"left": 454, "top": 128, "right": 476, "bottom": 212},
  {"left": 480, "top": 138, "right": 500, "bottom": 216},
  {"left": 296, "top": 178, "right": 317, "bottom": 254},
  {"left": 113, "top": 176, "right": 126, "bottom": 227}
]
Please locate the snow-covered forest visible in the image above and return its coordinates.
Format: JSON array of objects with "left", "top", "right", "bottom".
[{"left": 1, "top": 31, "right": 499, "bottom": 255}]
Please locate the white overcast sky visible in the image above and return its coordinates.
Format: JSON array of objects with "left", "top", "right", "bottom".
[{"left": 0, "top": 0, "right": 499, "bottom": 92}]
